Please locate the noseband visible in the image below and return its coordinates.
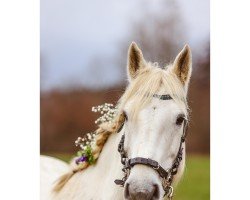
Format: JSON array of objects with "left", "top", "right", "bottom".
[{"left": 114, "top": 94, "right": 188, "bottom": 200}]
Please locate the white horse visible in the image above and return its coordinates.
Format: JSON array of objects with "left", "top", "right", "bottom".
[{"left": 41, "top": 42, "right": 192, "bottom": 200}]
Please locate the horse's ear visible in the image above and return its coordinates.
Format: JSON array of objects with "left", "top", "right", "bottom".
[
  {"left": 127, "top": 42, "right": 146, "bottom": 81},
  {"left": 172, "top": 45, "right": 192, "bottom": 87}
]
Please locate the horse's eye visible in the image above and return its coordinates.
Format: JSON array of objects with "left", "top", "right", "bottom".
[{"left": 176, "top": 114, "right": 185, "bottom": 126}]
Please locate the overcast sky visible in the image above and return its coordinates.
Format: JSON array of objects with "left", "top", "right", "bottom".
[{"left": 41, "top": 0, "right": 209, "bottom": 91}]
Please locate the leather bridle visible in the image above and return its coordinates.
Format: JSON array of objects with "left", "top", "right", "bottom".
[{"left": 114, "top": 94, "right": 188, "bottom": 200}]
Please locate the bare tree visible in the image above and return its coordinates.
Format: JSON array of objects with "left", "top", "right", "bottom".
[{"left": 117, "top": 0, "right": 186, "bottom": 76}]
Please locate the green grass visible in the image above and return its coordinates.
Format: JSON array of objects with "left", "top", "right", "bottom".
[
  {"left": 175, "top": 155, "right": 210, "bottom": 200},
  {"left": 44, "top": 153, "right": 210, "bottom": 200},
  {"left": 45, "top": 153, "right": 73, "bottom": 162}
]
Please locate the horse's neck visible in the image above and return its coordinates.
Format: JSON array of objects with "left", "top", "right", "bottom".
[
  {"left": 56, "top": 131, "right": 124, "bottom": 200},
  {"left": 93, "top": 131, "right": 124, "bottom": 181}
]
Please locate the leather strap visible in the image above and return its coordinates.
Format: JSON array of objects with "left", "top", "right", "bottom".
[
  {"left": 126, "top": 157, "right": 170, "bottom": 179},
  {"left": 153, "top": 94, "right": 172, "bottom": 100}
]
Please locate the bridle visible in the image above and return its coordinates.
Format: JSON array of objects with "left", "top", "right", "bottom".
[{"left": 114, "top": 94, "right": 188, "bottom": 200}]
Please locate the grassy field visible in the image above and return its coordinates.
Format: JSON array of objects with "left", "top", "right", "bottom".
[
  {"left": 174, "top": 155, "right": 210, "bottom": 200},
  {"left": 45, "top": 153, "right": 210, "bottom": 200}
]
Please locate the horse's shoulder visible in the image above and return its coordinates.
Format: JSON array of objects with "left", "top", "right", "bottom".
[
  {"left": 40, "top": 155, "right": 70, "bottom": 200},
  {"left": 40, "top": 155, "right": 69, "bottom": 171}
]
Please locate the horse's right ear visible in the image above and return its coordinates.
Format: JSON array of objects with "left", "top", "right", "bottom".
[{"left": 127, "top": 42, "right": 146, "bottom": 81}]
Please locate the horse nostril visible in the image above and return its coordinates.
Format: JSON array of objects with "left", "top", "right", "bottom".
[
  {"left": 124, "top": 183, "right": 130, "bottom": 199},
  {"left": 153, "top": 184, "right": 160, "bottom": 199}
]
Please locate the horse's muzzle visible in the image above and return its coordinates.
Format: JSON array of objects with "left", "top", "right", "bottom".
[{"left": 124, "top": 181, "right": 160, "bottom": 200}]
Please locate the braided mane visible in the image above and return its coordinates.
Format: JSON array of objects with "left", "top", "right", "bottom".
[{"left": 53, "top": 113, "right": 126, "bottom": 192}]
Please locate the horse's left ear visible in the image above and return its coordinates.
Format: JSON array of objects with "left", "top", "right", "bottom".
[{"left": 172, "top": 45, "right": 192, "bottom": 87}]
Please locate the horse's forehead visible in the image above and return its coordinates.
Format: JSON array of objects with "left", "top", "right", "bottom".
[
  {"left": 142, "top": 99, "right": 182, "bottom": 117},
  {"left": 125, "top": 98, "right": 183, "bottom": 118}
]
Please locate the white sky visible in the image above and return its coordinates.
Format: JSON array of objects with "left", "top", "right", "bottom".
[{"left": 41, "top": 0, "right": 209, "bottom": 91}]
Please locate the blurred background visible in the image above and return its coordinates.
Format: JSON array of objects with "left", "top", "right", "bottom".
[{"left": 41, "top": 0, "right": 209, "bottom": 199}]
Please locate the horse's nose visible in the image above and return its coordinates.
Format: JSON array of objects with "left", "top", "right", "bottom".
[{"left": 124, "top": 182, "right": 160, "bottom": 200}]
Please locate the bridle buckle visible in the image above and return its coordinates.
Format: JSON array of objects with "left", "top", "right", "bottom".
[{"left": 153, "top": 163, "right": 160, "bottom": 170}]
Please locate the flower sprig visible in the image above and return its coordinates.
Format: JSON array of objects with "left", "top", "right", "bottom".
[
  {"left": 74, "top": 103, "right": 117, "bottom": 166},
  {"left": 92, "top": 103, "right": 118, "bottom": 124},
  {"left": 75, "top": 145, "right": 95, "bottom": 165},
  {"left": 74, "top": 132, "right": 96, "bottom": 165},
  {"left": 75, "top": 132, "right": 97, "bottom": 149}
]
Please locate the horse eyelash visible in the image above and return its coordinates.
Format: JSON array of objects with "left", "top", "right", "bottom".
[{"left": 123, "top": 111, "right": 128, "bottom": 121}]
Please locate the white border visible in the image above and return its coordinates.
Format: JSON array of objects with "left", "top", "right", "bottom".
[
  {"left": 211, "top": 0, "right": 250, "bottom": 199},
  {"left": 0, "top": 0, "right": 39, "bottom": 199},
  {"left": 1, "top": 0, "right": 250, "bottom": 199}
]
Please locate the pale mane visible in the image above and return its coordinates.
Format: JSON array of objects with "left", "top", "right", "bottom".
[{"left": 117, "top": 63, "right": 188, "bottom": 119}]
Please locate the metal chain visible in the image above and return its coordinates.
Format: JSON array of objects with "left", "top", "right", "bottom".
[
  {"left": 162, "top": 170, "right": 174, "bottom": 199},
  {"left": 167, "top": 186, "right": 174, "bottom": 200}
]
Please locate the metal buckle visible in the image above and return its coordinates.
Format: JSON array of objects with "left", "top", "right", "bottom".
[{"left": 153, "top": 163, "right": 160, "bottom": 170}]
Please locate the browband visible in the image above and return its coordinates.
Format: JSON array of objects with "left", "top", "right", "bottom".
[{"left": 153, "top": 94, "right": 172, "bottom": 100}]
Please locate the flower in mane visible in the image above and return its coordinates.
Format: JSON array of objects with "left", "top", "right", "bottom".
[
  {"left": 73, "top": 103, "right": 118, "bottom": 167},
  {"left": 92, "top": 103, "right": 117, "bottom": 124}
]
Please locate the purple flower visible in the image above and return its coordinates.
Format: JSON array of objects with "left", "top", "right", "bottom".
[{"left": 75, "top": 156, "right": 87, "bottom": 164}]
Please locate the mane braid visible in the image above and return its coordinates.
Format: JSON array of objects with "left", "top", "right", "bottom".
[{"left": 53, "top": 113, "right": 126, "bottom": 193}]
